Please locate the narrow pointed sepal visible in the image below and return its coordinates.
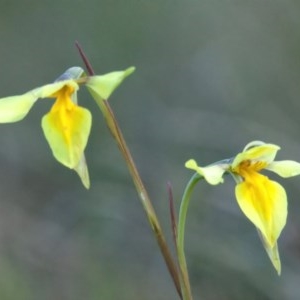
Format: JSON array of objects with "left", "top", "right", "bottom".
[
  {"left": 0, "top": 80, "right": 71, "bottom": 123},
  {"left": 267, "top": 160, "right": 300, "bottom": 178},
  {"left": 41, "top": 104, "right": 92, "bottom": 169},
  {"left": 74, "top": 154, "right": 90, "bottom": 189},
  {"left": 0, "top": 93, "right": 39, "bottom": 123},
  {"left": 257, "top": 230, "right": 281, "bottom": 275},
  {"left": 86, "top": 67, "right": 135, "bottom": 100}
]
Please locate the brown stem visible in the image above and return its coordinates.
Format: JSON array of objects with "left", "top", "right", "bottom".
[
  {"left": 168, "top": 182, "right": 178, "bottom": 249},
  {"left": 75, "top": 41, "right": 183, "bottom": 299}
]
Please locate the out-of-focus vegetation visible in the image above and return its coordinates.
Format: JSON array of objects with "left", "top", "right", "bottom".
[{"left": 0, "top": 1, "right": 300, "bottom": 299}]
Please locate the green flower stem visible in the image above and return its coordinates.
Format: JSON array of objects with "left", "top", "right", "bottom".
[
  {"left": 75, "top": 42, "right": 182, "bottom": 299},
  {"left": 177, "top": 173, "right": 202, "bottom": 300}
]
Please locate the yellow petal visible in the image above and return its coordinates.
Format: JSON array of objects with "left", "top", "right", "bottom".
[
  {"left": 0, "top": 80, "right": 79, "bottom": 123},
  {"left": 185, "top": 159, "right": 225, "bottom": 185},
  {"left": 267, "top": 160, "right": 300, "bottom": 178},
  {"left": 235, "top": 173, "right": 287, "bottom": 248},
  {"left": 41, "top": 99, "right": 92, "bottom": 169},
  {"left": 34, "top": 80, "right": 79, "bottom": 99},
  {"left": 0, "top": 93, "right": 38, "bottom": 122},
  {"left": 86, "top": 67, "right": 135, "bottom": 100},
  {"left": 74, "top": 154, "right": 90, "bottom": 189},
  {"left": 257, "top": 230, "right": 281, "bottom": 275},
  {"left": 232, "top": 143, "right": 280, "bottom": 169}
]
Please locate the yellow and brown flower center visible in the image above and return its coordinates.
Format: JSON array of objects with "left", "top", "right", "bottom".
[
  {"left": 48, "top": 85, "right": 78, "bottom": 144},
  {"left": 232, "top": 160, "right": 268, "bottom": 180}
]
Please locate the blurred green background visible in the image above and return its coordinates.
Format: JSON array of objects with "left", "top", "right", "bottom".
[{"left": 0, "top": 0, "right": 300, "bottom": 299}]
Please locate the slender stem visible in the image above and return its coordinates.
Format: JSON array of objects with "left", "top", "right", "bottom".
[
  {"left": 75, "top": 41, "right": 182, "bottom": 299},
  {"left": 168, "top": 182, "right": 178, "bottom": 250},
  {"left": 177, "top": 173, "right": 202, "bottom": 300},
  {"left": 75, "top": 41, "right": 95, "bottom": 75},
  {"left": 102, "top": 98, "right": 183, "bottom": 298}
]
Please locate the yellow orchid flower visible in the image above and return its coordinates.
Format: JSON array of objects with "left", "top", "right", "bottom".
[
  {"left": 185, "top": 141, "right": 300, "bottom": 274},
  {"left": 0, "top": 66, "right": 134, "bottom": 189}
]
